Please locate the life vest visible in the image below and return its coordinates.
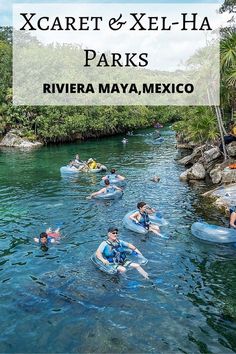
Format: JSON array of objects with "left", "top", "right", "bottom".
[
  {"left": 107, "top": 174, "right": 118, "bottom": 180},
  {"left": 139, "top": 212, "right": 150, "bottom": 229},
  {"left": 106, "top": 186, "right": 116, "bottom": 194},
  {"left": 106, "top": 240, "right": 127, "bottom": 264}
]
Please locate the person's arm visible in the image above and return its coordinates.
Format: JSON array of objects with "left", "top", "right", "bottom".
[
  {"left": 34, "top": 237, "right": 39, "bottom": 243},
  {"left": 102, "top": 175, "right": 108, "bottom": 180},
  {"left": 117, "top": 174, "right": 125, "bottom": 180},
  {"left": 114, "top": 185, "right": 122, "bottom": 191},
  {"left": 95, "top": 246, "right": 109, "bottom": 265},
  {"left": 129, "top": 211, "right": 140, "bottom": 223},
  {"left": 146, "top": 205, "right": 156, "bottom": 214},
  {"left": 125, "top": 242, "right": 142, "bottom": 255},
  {"left": 230, "top": 212, "right": 236, "bottom": 228},
  {"left": 87, "top": 187, "right": 106, "bottom": 199}
]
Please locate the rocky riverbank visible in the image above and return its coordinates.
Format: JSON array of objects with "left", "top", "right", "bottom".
[
  {"left": 177, "top": 140, "right": 236, "bottom": 211},
  {"left": 0, "top": 130, "right": 43, "bottom": 149}
]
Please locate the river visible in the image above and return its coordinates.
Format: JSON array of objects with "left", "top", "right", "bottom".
[{"left": 0, "top": 129, "right": 236, "bottom": 353}]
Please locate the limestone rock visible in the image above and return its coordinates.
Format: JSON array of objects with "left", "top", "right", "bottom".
[
  {"left": 203, "top": 147, "right": 221, "bottom": 163},
  {"left": 178, "top": 146, "right": 203, "bottom": 166},
  {"left": 187, "top": 162, "right": 206, "bottom": 180},
  {"left": 179, "top": 169, "right": 189, "bottom": 181},
  {"left": 222, "top": 168, "right": 236, "bottom": 184},
  {"left": 210, "top": 165, "right": 222, "bottom": 184},
  {"left": 227, "top": 142, "right": 236, "bottom": 157},
  {"left": 0, "top": 130, "right": 42, "bottom": 149}
]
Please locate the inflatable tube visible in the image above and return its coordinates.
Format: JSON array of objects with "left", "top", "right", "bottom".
[
  {"left": 91, "top": 254, "right": 118, "bottom": 275},
  {"left": 100, "top": 178, "right": 126, "bottom": 187},
  {"left": 93, "top": 190, "right": 123, "bottom": 200},
  {"left": 88, "top": 165, "right": 107, "bottom": 173},
  {"left": 123, "top": 210, "right": 168, "bottom": 234},
  {"left": 90, "top": 250, "right": 148, "bottom": 275},
  {"left": 60, "top": 166, "right": 80, "bottom": 174},
  {"left": 191, "top": 222, "right": 236, "bottom": 243}
]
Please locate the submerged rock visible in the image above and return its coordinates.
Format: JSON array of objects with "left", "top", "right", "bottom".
[
  {"left": 202, "top": 183, "right": 236, "bottom": 211},
  {"left": 0, "top": 130, "right": 42, "bottom": 149}
]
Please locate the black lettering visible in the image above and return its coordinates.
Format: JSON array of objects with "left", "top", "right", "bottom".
[
  {"left": 185, "top": 83, "right": 194, "bottom": 93},
  {"left": 51, "top": 17, "right": 63, "bottom": 30},
  {"left": 65, "top": 17, "right": 77, "bottom": 31},
  {"left": 182, "top": 13, "right": 198, "bottom": 30},
  {"left": 199, "top": 17, "right": 212, "bottom": 30},
  {"left": 20, "top": 13, "right": 36, "bottom": 30},
  {"left": 43, "top": 83, "right": 51, "bottom": 93},
  {"left": 130, "top": 13, "right": 146, "bottom": 31},
  {"left": 91, "top": 17, "right": 102, "bottom": 30},
  {"left": 97, "top": 53, "right": 109, "bottom": 67},
  {"left": 84, "top": 49, "right": 97, "bottom": 67},
  {"left": 125, "top": 53, "right": 137, "bottom": 67},
  {"left": 111, "top": 53, "right": 122, "bottom": 67},
  {"left": 139, "top": 53, "right": 148, "bottom": 67},
  {"left": 38, "top": 17, "right": 49, "bottom": 31}
]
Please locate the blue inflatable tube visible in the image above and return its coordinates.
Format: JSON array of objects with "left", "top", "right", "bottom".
[
  {"left": 93, "top": 190, "right": 123, "bottom": 200},
  {"left": 91, "top": 251, "right": 148, "bottom": 275},
  {"left": 191, "top": 222, "right": 236, "bottom": 243},
  {"left": 123, "top": 210, "right": 168, "bottom": 235}
]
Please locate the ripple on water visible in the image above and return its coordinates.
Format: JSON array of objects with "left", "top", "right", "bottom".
[{"left": 0, "top": 130, "right": 236, "bottom": 353}]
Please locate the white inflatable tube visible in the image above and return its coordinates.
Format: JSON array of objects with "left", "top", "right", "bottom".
[
  {"left": 191, "top": 222, "right": 236, "bottom": 243},
  {"left": 123, "top": 210, "right": 168, "bottom": 234}
]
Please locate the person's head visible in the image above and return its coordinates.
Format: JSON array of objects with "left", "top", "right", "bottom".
[
  {"left": 87, "top": 158, "right": 93, "bottom": 163},
  {"left": 107, "top": 226, "right": 119, "bottom": 241},
  {"left": 75, "top": 154, "right": 80, "bottom": 159},
  {"left": 229, "top": 121, "right": 235, "bottom": 128},
  {"left": 39, "top": 232, "right": 48, "bottom": 244},
  {"left": 104, "top": 179, "right": 110, "bottom": 186},
  {"left": 137, "top": 201, "right": 147, "bottom": 212},
  {"left": 110, "top": 168, "right": 116, "bottom": 174}
]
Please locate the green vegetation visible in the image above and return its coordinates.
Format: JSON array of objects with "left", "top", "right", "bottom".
[{"left": 0, "top": 4, "right": 235, "bottom": 145}]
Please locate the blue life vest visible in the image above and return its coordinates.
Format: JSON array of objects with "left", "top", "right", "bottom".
[
  {"left": 106, "top": 240, "right": 127, "bottom": 264},
  {"left": 106, "top": 186, "right": 116, "bottom": 194},
  {"left": 107, "top": 174, "right": 118, "bottom": 180},
  {"left": 139, "top": 212, "right": 150, "bottom": 229}
]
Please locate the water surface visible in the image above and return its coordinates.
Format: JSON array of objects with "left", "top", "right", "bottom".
[{"left": 0, "top": 129, "right": 236, "bottom": 353}]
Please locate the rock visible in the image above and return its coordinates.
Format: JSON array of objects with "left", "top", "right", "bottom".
[
  {"left": 178, "top": 146, "right": 203, "bottom": 166},
  {"left": 222, "top": 168, "right": 236, "bottom": 184},
  {"left": 179, "top": 169, "right": 189, "bottom": 181},
  {"left": 0, "top": 130, "right": 42, "bottom": 149},
  {"left": 210, "top": 165, "right": 222, "bottom": 184},
  {"left": 202, "top": 183, "right": 236, "bottom": 212},
  {"left": 227, "top": 142, "right": 236, "bottom": 157},
  {"left": 188, "top": 163, "right": 206, "bottom": 180},
  {"left": 203, "top": 147, "right": 221, "bottom": 163}
]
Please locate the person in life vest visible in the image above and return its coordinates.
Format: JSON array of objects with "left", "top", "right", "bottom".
[
  {"left": 220, "top": 121, "right": 236, "bottom": 152},
  {"left": 95, "top": 226, "right": 149, "bottom": 279},
  {"left": 129, "top": 202, "right": 161, "bottom": 236},
  {"left": 102, "top": 168, "right": 125, "bottom": 181},
  {"left": 229, "top": 206, "right": 236, "bottom": 228},
  {"left": 87, "top": 158, "right": 97, "bottom": 169},
  {"left": 87, "top": 179, "right": 122, "bottom": 199}
]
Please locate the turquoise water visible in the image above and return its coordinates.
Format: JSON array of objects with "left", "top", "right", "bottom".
[{"left": 0, "top": 129, "right": 236, "bottom": 353}]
